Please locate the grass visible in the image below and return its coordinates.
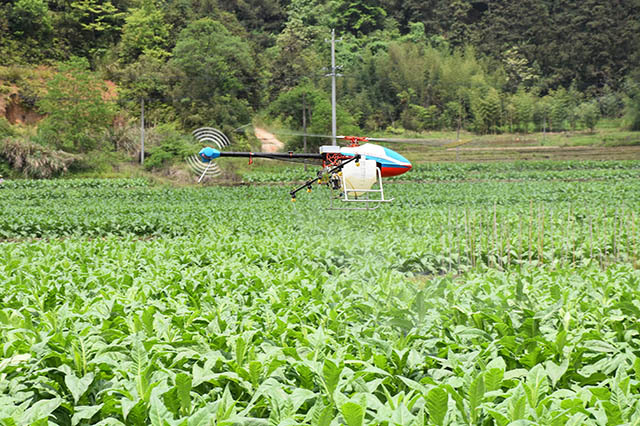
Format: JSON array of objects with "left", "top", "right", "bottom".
[{"left": 542, "top": 128, "right": 640, "bottom": 147}]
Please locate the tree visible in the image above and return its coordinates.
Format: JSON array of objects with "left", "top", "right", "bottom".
[
  {"left": 329, "top": 0, "right": 387, "bottom": 36},
  {"left": 41, "top": 0, "right": 128, "bottom": 61},
  {"left": 446, "top": 0, "right": 473, "bottom": 47},
  {"left": 464, "top": 0, "right": 640, "bottom": 92},
  {"left": 118, "top": 1, "right": 172, "bottom": 62},
  {"left": 111, "top": 54, "right": 178, "bottom": 124},
  {"left": 566, "top": 81, "right": 583, "bottom": 130},
  {"left": 547, "top": 0, "right": 640, "bottom": 91},
  {"left": 379, "top": 0, "right": 451, "bottom": 36},
  {"left": 623, "top": 72, "right": 640, "bottom": 131},
  {"left": 218, "top": 0, "right": 288, "bottom": 47},
  {"left": 576, "top": 101, "right": 600, "bottom": 133},
  {"left": 38, "top": 57, "right": 116, "bottom": 152},
  {"left": 471, "top": 87, "right": 502, "bottom": 134},
  {"left": 399, "top": 22, "right": 427, "bottom": 44},
  {"left": 266, "top": 14, "right": 323, "bottom": 97},
  {"left": 597, "top": 84, "right": 623, "bottom": 119},
  {"left": 512, "top": 88, "right": 534, "bottom": 133},
  {"left": 6, "top": 0, "right": 53, "bottom": 61},
  {"left": 169, "top": 18, "right": 259, "bottom": 128},
  {"left": 267, "top": 84, "right": 358, "bottom": 151},
  {"left": 533, "top": 96, "right": 551, "bottom": 133},
  {"left": 407, "top": 104, "right": 440, "bottom": 130},
  {"left": 442, "top": 100, "right": 463, "bottom": 130},
  {"left": 9, "top": 0, "right": 52, "bottom": 39},
  {"left": 69, "top": 0, "right": 125, "bottom": 55},
  {"left": 548, "top": 87, "right": 572, "bottom": 131},
  {"left": 502, "top": 46, "right": 539, "bottom": 92}
]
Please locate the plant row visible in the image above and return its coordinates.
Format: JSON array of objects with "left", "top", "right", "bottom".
[
  {"left": 1, "top": 235, "right": 639, "bottom": 424},
  {"left": 243, "top": 165, "right": 640, "bottom": 184},
  {"left": 1, "top": 178, "right": 149, "bottom": 190}
]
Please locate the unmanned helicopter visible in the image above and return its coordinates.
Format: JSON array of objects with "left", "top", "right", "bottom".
[{"left": 186, "top": 127, "right": 416, "bottom": 209}]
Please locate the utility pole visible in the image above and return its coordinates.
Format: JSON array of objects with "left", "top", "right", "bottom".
[
  {"left": 325, "top": 29, "right": 341, "bottom": 146},
  {"left": 302, "top": 92, "right": 307, "bottom": 171},
  {"left": 140, "top": 98, "right": 145, "bottom": 166}
]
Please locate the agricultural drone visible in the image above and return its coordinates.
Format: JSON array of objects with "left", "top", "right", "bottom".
[{"left": 187, "top": 127, "right": 413, "bottom": 209}]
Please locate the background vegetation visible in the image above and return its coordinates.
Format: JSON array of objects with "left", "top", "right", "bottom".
[{"left": 1, "top": 0, "right": 639, "bottom": 176}]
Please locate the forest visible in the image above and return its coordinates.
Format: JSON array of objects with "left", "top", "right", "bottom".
[{"left": 1, "top": 0, "right": 640, "bottom": 176}]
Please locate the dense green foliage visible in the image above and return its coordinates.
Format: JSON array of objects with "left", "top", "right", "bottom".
[
  {"left": 2, "top": 0, "right": 639, "bottom": 147},
  {"left": 243, "top": 160, "right": 640, "bottom": 184},
  {"left": 37, "top": 57, "right": 117, "bottom": 153},
  {"left": 169, "top": 18, "right": 258, "bottom": 129},
  {"left": 624, "top": 71, "right": 640, "bottom": 131},
  {"left": 2, "top": 173, "right": 640, "bottom": 423}
]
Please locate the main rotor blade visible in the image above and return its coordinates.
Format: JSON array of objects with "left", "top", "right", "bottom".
[
  {"left": 264, "top": 129, "right": 456, "bottom": 146},
  {"left": 366, "top": 137, "right": 455, "bottom": 146},
  {"left": 265, "top": 129, "right": 339, "bottom": 139},
  {"left": 240, "top": 125, "right": 465, "bottom": 147}
]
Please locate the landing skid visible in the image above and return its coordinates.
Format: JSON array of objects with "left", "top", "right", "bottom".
[{"left": 327, "top": 167, "right": 394, "bottom": 210}]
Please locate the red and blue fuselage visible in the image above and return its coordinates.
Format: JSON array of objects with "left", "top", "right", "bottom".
[{"left": 339, "top": 143, "right": 411, "bottom": 177}]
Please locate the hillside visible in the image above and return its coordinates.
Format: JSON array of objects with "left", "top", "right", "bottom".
[{"left": 1, "top": 0, "right": 639, "bottom": 178}]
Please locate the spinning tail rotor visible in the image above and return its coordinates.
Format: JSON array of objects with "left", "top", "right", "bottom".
[{"left": 186, "top": 127, "right": 230, "bottom": 182}]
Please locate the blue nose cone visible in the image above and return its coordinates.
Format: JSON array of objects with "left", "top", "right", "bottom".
[{"left": 199, "top": 147, "right": 220, "bottom": 162}]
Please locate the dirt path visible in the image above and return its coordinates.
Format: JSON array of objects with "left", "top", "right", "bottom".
[{"left": 254, "top": 127, "right": 285, "bottom": 153}]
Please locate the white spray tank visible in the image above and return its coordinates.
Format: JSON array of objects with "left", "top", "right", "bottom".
[{"left": 342, "top": 158, "right": 377, "bottom": 196}]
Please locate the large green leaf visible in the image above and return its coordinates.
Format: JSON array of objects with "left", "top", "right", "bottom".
[
  {"left": 176, "top": 373, "right": 192, "bottom": 416},
  {"left": 468, "top": 375, "right": 485, "bottom": 423},
  {"left": 310, "top": 402, "right": 334, "bottom": 426},
  {"left": 545, "top": 358, "right": 568, "bottom": 388},
  {"left": 188, "top": 407, "right": 214, "bottom": 426},
  {"left": 322, "top": 359, "right": 342, "bottom": 399},
  {"left": 425, "top": 387, "right": 448, "bottom": 426},
  {"left": 149, "top": 395, "right": 171, "bottom": 426},
  {"left": 71, "top": 404, "right": 103, "bottom": 426},
  {"left": 22, "top": 398, "right": 62, "bottom": 424},
  {"left": 340, "top": 402, "right": 364, "bottom": 426},
  {"left": 65, "top": 372, "right": 94, "bottom": 404},
  {"left": 524, "top": 364, "right": 548, "bottom": 408},
  {"left": 484, "top": 368, "right": 504, "bottom": 393}
]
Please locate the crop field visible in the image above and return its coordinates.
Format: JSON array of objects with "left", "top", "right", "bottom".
[{"left": 2, "top": 162, "right": 640, "bottom": 425}]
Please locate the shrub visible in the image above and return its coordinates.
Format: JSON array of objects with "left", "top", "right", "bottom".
[
  {"left": 0, "top": 116, "right": 16, "bottom": 138},
  {"left": 1, "top": 137, "right": 79, "bottom": 178},
  {"left": 144, "top": 125, "right": 198, "bottom": 170}
]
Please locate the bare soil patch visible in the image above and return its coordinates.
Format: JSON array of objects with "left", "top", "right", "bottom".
[{"left": 254, "top": 127, "right": 284, "bottom": 153}]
